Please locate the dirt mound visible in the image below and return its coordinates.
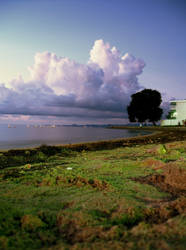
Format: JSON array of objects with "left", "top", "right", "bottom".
[
  {"left": 133, "top": 164, "right": 186, "bottom": 197},
  {"left": 36, "top": 176, "right": 109, "bottom": 190},
  {"left": 144, "top": 196, "right": 186, "bottom": 224},
  {"left": 142, "top": 158, "right": 165, "bottom": 170},
  {"left": 67, "top": 177, "right": 109, "bottom": 190},
  {"left": 56, "top": 176, "right": 109, "bottom": 190}
]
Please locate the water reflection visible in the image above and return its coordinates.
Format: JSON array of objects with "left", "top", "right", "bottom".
[{"left": 0, "top": 125, "right": 151, "bottom": 149}]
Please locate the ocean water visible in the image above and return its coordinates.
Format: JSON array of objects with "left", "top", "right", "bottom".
[{"left": 0, "top": 125, "right": 151, "bottom": 150}]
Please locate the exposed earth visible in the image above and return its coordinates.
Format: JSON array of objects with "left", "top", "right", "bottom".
[{"left": 0, "top": 127, "right": 185, "bottom": 249}]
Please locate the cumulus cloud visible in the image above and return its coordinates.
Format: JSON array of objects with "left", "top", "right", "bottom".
[{"left": 0, "top": 40, "right": 145, "bottom": 123}]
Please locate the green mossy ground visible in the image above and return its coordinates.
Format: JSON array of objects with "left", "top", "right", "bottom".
[{"left": 0, "top": 140, "right": 186, "bottom": 249}]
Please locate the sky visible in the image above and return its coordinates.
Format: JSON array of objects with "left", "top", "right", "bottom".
[{"left": 0, "top": 0, "right": 186, "bottom": 124}]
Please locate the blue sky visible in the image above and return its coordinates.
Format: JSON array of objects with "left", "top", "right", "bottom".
[{"left": 0, "top": 0, "right": 186, "bottom": 124}]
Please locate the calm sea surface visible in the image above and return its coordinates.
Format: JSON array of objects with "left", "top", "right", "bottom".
[{"left": 0, "top": 125, "right": 152, "bottom": 150}]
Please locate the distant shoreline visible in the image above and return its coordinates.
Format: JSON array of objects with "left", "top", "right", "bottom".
[{"left": 109, "top": 125, "right": 186, "bottom": 131}]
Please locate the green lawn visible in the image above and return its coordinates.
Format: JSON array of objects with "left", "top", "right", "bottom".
[{"left": 0, "top": 141, "right": 186, "bottom": 249}]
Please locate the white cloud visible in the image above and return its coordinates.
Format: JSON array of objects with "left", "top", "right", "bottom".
[{"left": 0, "top": 39, "right": 145, "bottom": 123}]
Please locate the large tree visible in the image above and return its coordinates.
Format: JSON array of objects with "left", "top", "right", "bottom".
[{"left": 127, "top": 89, "right": 163, "bottom": 126}]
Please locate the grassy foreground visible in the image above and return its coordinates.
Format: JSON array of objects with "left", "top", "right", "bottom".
[{"left": 0, "top": 133, "right": 186, "bottom": 249}]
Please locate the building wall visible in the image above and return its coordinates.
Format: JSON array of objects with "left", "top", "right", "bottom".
[
  {"left": 161, "top": 119, "right": 179, "bottom": 126},
  {"left": 175, "top": 102, "right": 186, "bottom": 120},
  {"left": 161, "top": 100, "right": 186, "bottom": 126}
]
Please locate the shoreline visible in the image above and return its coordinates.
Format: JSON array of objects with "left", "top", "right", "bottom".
[{"left": 1, "top": 126, "right": 186, "bottom": 153}]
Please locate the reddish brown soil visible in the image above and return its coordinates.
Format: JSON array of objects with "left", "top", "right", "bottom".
[
  {"left": 54, "top": 176, "right": 109, "bottom": 190},
  {"left": 132, "top": 164, "right": 186, "bottom": 197},
  {"left": 66, "top": 177, "right": 109, "bottom": 190},
  {"left": 144, "top": 196, "right": 186, "bottom": 223}
]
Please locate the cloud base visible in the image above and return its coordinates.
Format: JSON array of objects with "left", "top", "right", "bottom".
[{"left": 0, "top": 40, "right": 145, "bottom": 123}]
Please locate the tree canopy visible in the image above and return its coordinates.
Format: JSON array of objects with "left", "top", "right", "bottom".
[{"left": 127, "top": 89, "right": 163, "bottom": 125}]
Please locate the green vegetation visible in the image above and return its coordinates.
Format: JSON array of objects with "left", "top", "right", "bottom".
[
  {"left": 127, "top": 89, "right": 163, "bottom": 125},
  {"left": 0, "top": 140, "right": 185, "bottom": 249},
  {"left": 166, "top": 109, "right": 177, "bottom": 119}
]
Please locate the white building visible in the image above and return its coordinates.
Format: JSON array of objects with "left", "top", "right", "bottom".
[{"left": 161, "top": 100, "right": 186, "bottom": 126}]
